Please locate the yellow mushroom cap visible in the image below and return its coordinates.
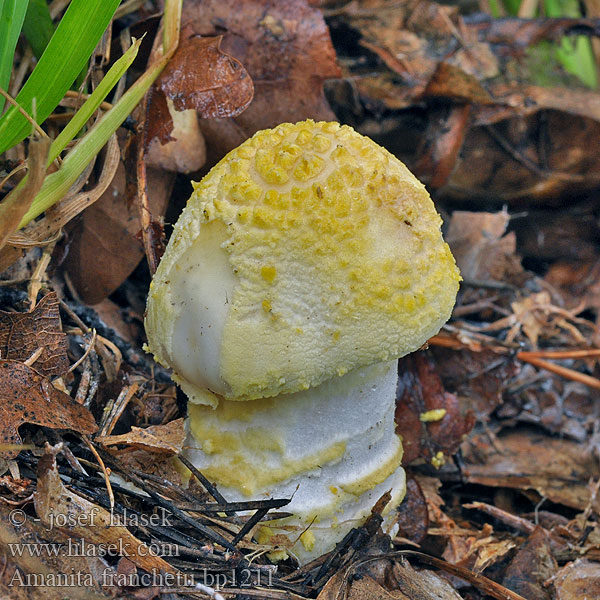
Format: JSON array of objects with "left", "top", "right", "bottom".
[{"left": 145, "top": 120, "right": 460, "bottom": 403}]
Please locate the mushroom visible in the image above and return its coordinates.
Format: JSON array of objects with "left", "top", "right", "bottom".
[{"left": 145, "top": 120, "right": 460, "bottom": 563}]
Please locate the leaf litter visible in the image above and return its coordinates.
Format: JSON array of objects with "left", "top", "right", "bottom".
[{"left": 1, "top": 0, "right": 600, "bottom": 598}]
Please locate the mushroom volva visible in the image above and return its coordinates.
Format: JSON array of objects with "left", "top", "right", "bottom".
[{"left": 145, "top": 120, "right": 460, "bottom": 563}]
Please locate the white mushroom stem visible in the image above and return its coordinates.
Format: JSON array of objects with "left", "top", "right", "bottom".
[{"left": 183, "top": 360, "right": 405, "bottom": 563}]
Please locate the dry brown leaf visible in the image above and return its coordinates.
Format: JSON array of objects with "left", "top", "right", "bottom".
[
  {"left": 0, "top": 291, "right": 68, "bottom": 377},
  {"left": 0, "top": 505, "right": 114, "bottom": 599},
  {"left": 344, "top": 575, "right": 407, "bottom": 599},
  {"left": 552, "top": 558, "right": 600, "bottom": 600},
  {"left": 395, "top": 475, "right": 429, "bottom": 545},
  {"left": 178, "top": 0, "right": 340, "bottom": 164},
  {"left": 97, "top": 418, "right": 185, "bottom": 455},
  {"left": 472, "top": 538, "right": 516, "bottom": 573},
  {"left": 145, "top": 32, "right": 254, "bottom": 173},
  {"left": 331, "top": 1, "right": 600, "bottom": 202},
  {"left": 61, "top": 159, "right": 172, "bottom": 305},
  {"left": 396, "top": 353, "right": 475, "bottom": 466},
  {"left": 414, "top": 475, "right": 450, "bottom": 527},
  {"left": 0, "top": 360, "right": 97, "bottom": 458},
  {"left": 318, "top": 568, "right": 407, "bottom": 600},
  {"left": 502, "top": 527, "right": 557, "bottom": 600},
  {"left": 390, "top": 560, "right": 463, "bottom": 599},
  {"left": 445, "top": 211, "right": 524, "bottom": 286},
  {"left": 462, "top": 428, "right": 600, "bottom": 510},
  {"left": 431, "top": 347, "right": 520, "bottom": 420},
  {"left": 0, "top": 138, "right": 50, "bottom": 250},
  {"left": 156, "top": 34, "right": 253, "bottom": 118},
  {"left": 423, "top": 62, "right": 494, "bottom": 104},
  {"left": 442, "top": 523, "right": 494, "bottom": 567},
  {"left": 432, "top": 105, "right": 600, "bottom": 202},
  {"left": 34, "top": 445, "right": 179, "bottom": 577},
  {"left": 507, "top": 291, "right": 591, "bottom": 346},
  {"left": 510, "top": 292, "right": 551, "bottom": 347},
  {"left": 336, "top": 0, "right": 498, "bottom": 109}
]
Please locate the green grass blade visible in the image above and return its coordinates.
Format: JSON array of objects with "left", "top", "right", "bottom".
[
  {"left": 0, "top": 0, "right": 29, "bottom": 114},
  {"left": 544, "top": 0, "right": 598, "bottom": 88},
  {"left": 22, "top": 0, "right": 54, "bottom": 59},
  {"left": 0, "top": 0, "right": 121, "bottom": 155},
  {"left": 49, "top": 38, "right": 142, "bottom": 165},
  {"left": 556, "top": 35, "right": 598, "bottom": 88},
  {"left": 20, "top": 55, "right": 167, "bottom": 227},
  {"left": 501, "top": 0, "right": 522, "bottom": 14}
]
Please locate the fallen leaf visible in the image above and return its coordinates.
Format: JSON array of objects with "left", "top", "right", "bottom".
[
  {"left": 61, "top": 159, "right": 172, "bottom": 305},
  {"left": 471, "top": 15, "right": 600, "bottom": 50},
  {"left": 97, "top": 418, "right": 185, "bottom": 455},
  {"left": 0, "top": 138, "right": 50, "bottom": 250},
  {"left": 445, "top": 210, "right": 524, "bottom": 286},
  {"left": 503, "top": 527, "right": 557, "bottom": 600},
  {"left": 179, "top": 0, "right": 340, "bottom": 164},
  {"left": 0, "top": 292, "right": 69, "bottom": 377},
  {"left": 472, "top": 538, "right": 516, "bottom": 573},
  {"left": 317, "top": 570, "right": 400, "bottom": 600},
  {"left": 0, "top": 360, "right": 97, "bottom": 458},
  {"left": 553, "top": 558, "right": 600, "bottom": 600},
  {"left": 423, "top": 62, "right": 494, "bottom": 104},
  {"left": 396, "top": 353, "right": 475, "bottom": 466},
  {"left": 156, "top": 34, "right": 253, "bottom": 118},
  {"left": 391, "top": 559, "right": 464, "bottom": 599},
  {"left": 0, "top": 504, "right": 114, "bottom": 599},
  {"left": 462, "top": 428, "right": 600, "bottom": 510},
  {"left": 145, "top": 33, "right": 254, "bottom": 173},
  {"left": 433, "top": 102, "right": 600, "bottom": 202},
  {"left": 345, "top": 575, "right": 407, "bottom": 599},
  {"left": 34, "top": 445, "right": 179, "bottom": 577},
  {"left": 431, "top": 347, "right": 520, "bottom": 420},
  {"left": 330, "top": 1, "right": 600, "bottom": 202},
  {"left": 507, "top": 291, "right": 591, "bottom": 346},
  {"left": 395, "top": 475, "right": 429, "bottom": 544},
  {"left": 334, "top": 0, "right": 498, "bottom": 109}
]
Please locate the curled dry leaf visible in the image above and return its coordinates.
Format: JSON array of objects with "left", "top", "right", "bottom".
[
  {"left": 445, "top": 211, "right": 525, "bottom": 288},
  {"left": 332, "top": 0, "right": 498, "bottom": 110},
  {"left": 0, "top": 291, "right": 69, "bottom": 377},
  {"left": 316, "top": 570, "right": 396, "bottom": 600},
  {"left": 0, "top": 505, "right": 114, "bottom": 600},
  {"left": 157, "top": 35, "right": 253, "bottom": 118},
  {"left": 0, "top": 361, "right": 97, "bottom": 458},
  {"left": 552, "top": 558, "right": 600, "bottom": 600},
  {"left": 395, "top": 353, "right": 475, "bottom": 466},
  {"left": 97, "top": 417, "right": 185, "bottom": 455},
  {"left": 391, "top": 559, "right": 464, "bottom": 599},
  {"left": 502, "top": 527, "right": 556, "bottom": 600},
  {"left": 0, "top": 138, "right": 50, "bottom": 251},
  {"left": 330, "top": 0, "right": 600, "bottom": 202},
  {"left": 175, "top": 0, "right": 341, "bottom": 163},
  {"left": 34, "top": 445, "right": 179, "bottom": 577},
  {"left": 317, "top": 557, "right": 464, "bottom": 600},
  {"left": 145, "top": 33, "right": 254, "bottom": 173},
  {"left": 462, "top": 428, "right": 600, "bottom": 510}
]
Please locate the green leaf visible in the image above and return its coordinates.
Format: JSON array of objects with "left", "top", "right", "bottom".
[
  {"left": 0, "top": 0, "right": 121, "bottom": 155},
  {"left": 48, "top": 38, "right": 142, "bottom": 165},
  {"left": 22, "top": 0, "right": 54, "bottom": 59},
  {"left": 0, "top": 0, "right": 29, "bottom": 113}
]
